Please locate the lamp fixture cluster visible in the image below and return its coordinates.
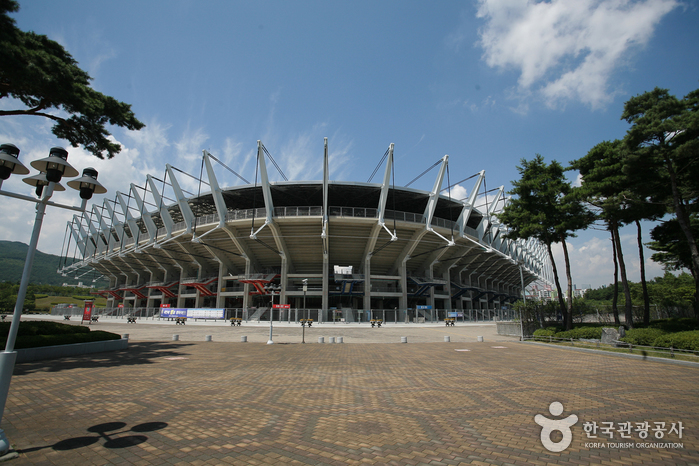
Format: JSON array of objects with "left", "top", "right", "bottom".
[{"left": 0, "top": 143, "right": 107, "bottom": 199}]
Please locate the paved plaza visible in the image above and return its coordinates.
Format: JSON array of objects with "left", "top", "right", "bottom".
[{"left": 2, "top": 318, "right": 699, "bottom": 465}]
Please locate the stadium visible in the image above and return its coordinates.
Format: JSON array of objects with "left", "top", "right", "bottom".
[{"left": 59, "top": 139, "right": 552, "bottom": 323}]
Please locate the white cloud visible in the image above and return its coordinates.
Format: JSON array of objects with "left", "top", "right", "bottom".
[{"left": 474, "top": 0, "right": 679, "bottom": 109}]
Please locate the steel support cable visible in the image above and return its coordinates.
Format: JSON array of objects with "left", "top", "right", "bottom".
[
  {"left": 367, "top": 147, "right": 390, "bottom": 183},
  {"left": 137, "top": 173, "right": 181, "bottom": 205},
  {"left": 372, "top": 149, "right": 398, "bottom": 256},
  {"left": 208, "top": 153, "right": 251, "bottom": 185},
  {"left": 192, "top": 157, "right": 205, "bottom": 236},
  {"left": 441, "top": 172, "right": 479, "bottom": 193},
  {"left": 446, "top": 162, "right": 454, "bottom": 239},
  {"left": 472, "top": 187, "right": 503, "bottom": 206},
  {"left": 195, "top": 238, "right": 245, "bottom": 258},
  {"left": 59, "top": 222, "right": 71, "bottom": 270},
  {"left": 261, "top": 144, "right": 288, "bottom": 181},
  {"left": 251, "top": 154, "right": 259, "bottom": 235},
  {"left": 408, "top": 244, "right": 451, "bottom": 260},
  {"left": 254, "top": 237, "right": 282, "bottom": 255},
  {"left": 130, "top": 183, "right": 160, "bottom": 209},
  {"left": 405, "top": 159, "right": 442, "bottom": 188},
  {"left": 167, "top": 166, "right": 202, "bottom": 197}
]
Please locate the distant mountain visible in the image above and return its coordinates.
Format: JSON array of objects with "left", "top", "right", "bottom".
[{"left": 0, "top": 240, "right": 106, "bottom": 287}]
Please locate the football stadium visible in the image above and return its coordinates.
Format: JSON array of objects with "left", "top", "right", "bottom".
[{"left": 58, "top": 139, "right": 552, "bottom": 323}]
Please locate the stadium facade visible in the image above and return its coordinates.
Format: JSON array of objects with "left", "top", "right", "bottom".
[{"left": 60, "top": 139, "right": 552, "bottom": 322}]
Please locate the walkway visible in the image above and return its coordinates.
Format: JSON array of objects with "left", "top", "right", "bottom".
[{"left": 2, "top": 321, "right": 698, "bottom": 465}]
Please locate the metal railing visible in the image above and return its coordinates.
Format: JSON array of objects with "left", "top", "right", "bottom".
[{"left": 522, "top": 335, "right": 699, "bottom": 361}]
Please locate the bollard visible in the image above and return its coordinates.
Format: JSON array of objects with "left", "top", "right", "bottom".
[
  {"left": 172, "top": 334, "right": 179, "bottom": 341},
  {"left": 318, "top": 337, "right": 324, "bottom": 344},
  {"left": 477, "top": 336, "right": 483, "bottom": 342},
  {"left": 240, "top": 335, "right": 247, "bottom": 343},
  {"left": 122, "top": 334, "right": 129, "bottom": 340},
  {"left": 205, "top": 335, "right": 212, "bottom": 342},
  {"left": 337, "top": 337, "right": 343, "bottom": 344},
  {"left": 401, "top": 336, "right": 407, "bottom": 343},
  {"left": 329, "top": 337, "right": 336, "bottom": 343},
  {"left": 444, "top": 336, "right": 450, "bottom": 342}
]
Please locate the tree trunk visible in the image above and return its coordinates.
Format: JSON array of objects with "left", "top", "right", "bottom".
[
  {"left": 561, "top": 239, "right": 574, "bottom": 330},
  {"left": 635, "top": 219, "right": 651, "bottom": 325},
  {"left": 664, "top": 156, "right": 699, "bottom": 321},
  {"left": 611, "top": 229, "right": 620, "bottom": 325},
  {"left": 546, "top": 242, "right": 568, "bottom": 329},
  {"left": 612, "top": 226, "right": 634, "bottom": 328}
]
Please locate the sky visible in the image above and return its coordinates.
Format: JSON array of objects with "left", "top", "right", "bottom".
[{"left": 0, "top": 0, "right": 697, "bottom": 289}]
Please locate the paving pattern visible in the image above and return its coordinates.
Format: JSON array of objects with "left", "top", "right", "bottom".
[{"left": 3, "top": 333, "right": 699, "bottom": 465}]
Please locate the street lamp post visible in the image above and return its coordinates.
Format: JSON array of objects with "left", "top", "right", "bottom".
[
  {"left": 0, "top": 144, "right": 107, "bottom": 456},
  {"left": 266, "top": 284, "right": 280, "bottom": 345},
  {"left": 302, "top": 279, "right": 308, "bottom": 344}
]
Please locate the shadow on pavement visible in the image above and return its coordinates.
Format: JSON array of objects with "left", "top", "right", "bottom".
[
  {"left": 17, "top": 420, "right": 168, "bottom": 454},
  {"left": 13, "top": 341, "right": 194, "bottom": 375}
]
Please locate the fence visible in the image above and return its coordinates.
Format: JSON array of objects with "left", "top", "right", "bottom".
[
  {"left": 50, "top": 305, "right": 518, "bottom": 324},
  {"left": 522, "top": 334, "right": 699, "bottom": 362}
]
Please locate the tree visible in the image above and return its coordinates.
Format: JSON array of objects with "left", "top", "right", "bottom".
[
  {"left": 0, "top": 0, "right": 144, "bottom": 159},
  {"left": 647, "top": 215, "right": 699, "bottom": 274},
  {"left": 499, "top": 155, "right": 594, "bottom": 330},
  {"left": 622, "top": 87, "right": 699, "bottom": 320},
  {"left": 570, "top": 140, "right": 665, "bottom": 327}
]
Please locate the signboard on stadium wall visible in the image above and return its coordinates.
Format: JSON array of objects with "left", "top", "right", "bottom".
[
  {"left": 187, "top": 308, "right": 225, "bottom": 319},
  {"left": 160, "top": 308, "right": 187, "bottom": 318},
  {"left": 159, "top": 308, "right": 226, "bottom": 319}
]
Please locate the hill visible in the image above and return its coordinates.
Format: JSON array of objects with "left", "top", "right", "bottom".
[{"left": 0, "top": 240, "right": 107, "bottom": 287}]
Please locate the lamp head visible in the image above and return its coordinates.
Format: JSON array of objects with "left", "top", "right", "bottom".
[
  {"left": 22, "top": 172, "right": 67, "bottom": 196},
  {"left": 67, "top": 167, "right": 107, "bottom": 200},
  {"left": 0, "top": 143, "right": 30, "bottom": 180},
  {"left": 30, "top": 147, "right": 79, "bottom": 183}
]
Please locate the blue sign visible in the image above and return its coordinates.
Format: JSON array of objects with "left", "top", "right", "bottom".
[
  {"left": 161, "top": 308, "right": 187, "bottom": 318},
  {"left": 448, "top": 312, "right": 463, "bottom": 318},
  {"left": 417, "top": 305, "right": 432, "bottom": 310}
]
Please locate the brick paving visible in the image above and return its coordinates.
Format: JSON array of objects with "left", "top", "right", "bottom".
[{"left": 2, "top": 327, "right": 699, "bottom": 465}]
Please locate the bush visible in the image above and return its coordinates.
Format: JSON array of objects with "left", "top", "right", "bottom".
[
  {"left": 652, "top": 331, "right": 699, "bottom": 351},
  {"left": 0, "top": 321, "right": 90, "bottom": 338},
  {"left": 555, "top": 327, "right": 603, "bottom": 340},
  {"left": 647, "top": 318, "right": 699, "bottom": 333},
  {"left": 533, "top": 328, "right": 557, "bottom": 337},
  {"left": 1, "top": 330, "right": 121, "bottom": 349},
  {"left": 621, "top": 328, "right": 667, "bottom": 346}
]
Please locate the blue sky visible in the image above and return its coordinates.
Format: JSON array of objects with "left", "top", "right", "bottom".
[{"left": 1, "top": 0, "right": 697, "bottom": 288}]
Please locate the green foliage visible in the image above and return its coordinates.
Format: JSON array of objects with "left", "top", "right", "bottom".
[
  {"left": 582, "top": 273, "right": 694, "bottom": 315},
  {"left": 621, "top": 328, "right": 667, "bottom": 346},
  {"left": 652, "top": 331, "right": 699, "bottom": 351},
  {"left": 0, "top": 1, "right": 144, "bottom": 158},
  {"left": 646, "top": 317, "right": 699, "bottom": 333},
  {"left": 500, "top": 155, "right": 594, "bottom": 246},
  {"left": 0, "top": 240, "right": 107, "bottom": 286},
  {"left": 0, "top": 320, "right": 89, "bottom": 337},
  {"left": 647, "top": 216, "right": 699, "bottom": 273},
  {"left": 555, "top": 327, "right": 603, "bottom": 340},
  {"left": 0, "top": 330, "right": 121, "bottom": 350}
]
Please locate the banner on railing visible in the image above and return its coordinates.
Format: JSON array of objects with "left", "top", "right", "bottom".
[
  {"left": 187, "top": 308, "right": 225, "bottom": 319},
  {"left": 160, "top": 308, "right": 187, "bottom": 318}
]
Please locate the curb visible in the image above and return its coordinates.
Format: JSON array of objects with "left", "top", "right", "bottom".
[
  {"left": 521, "top": 340, "right": 699, "bottom": 368},
  {"left": 15, "top": 338, "right": 129, "bottom": 363}
]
